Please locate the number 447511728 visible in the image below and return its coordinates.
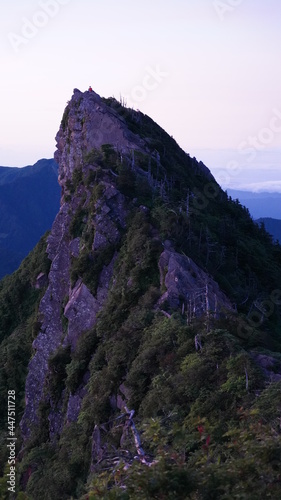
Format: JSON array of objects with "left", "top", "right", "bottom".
[{"left": 7, "top": 390, "right": 16, "bottom": 437}]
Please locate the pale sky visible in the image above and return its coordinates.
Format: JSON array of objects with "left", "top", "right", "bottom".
[{"left": 1, "top": 0, "right": 281, "bottom": 191}]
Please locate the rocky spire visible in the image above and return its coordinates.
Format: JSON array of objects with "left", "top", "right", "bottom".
[{"left": 55, "top": 88, "right": 147, "bottom": 190}]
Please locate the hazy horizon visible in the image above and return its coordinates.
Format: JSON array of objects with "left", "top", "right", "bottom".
[
  {"left": 190, "top": 147, "right": 281, "bottom": 193},
  {"left": 1, "top": 0, "right": 281, "bottom": 192},
  {"left": 2, "top": 146, "right": 281, "bottom": 195}
]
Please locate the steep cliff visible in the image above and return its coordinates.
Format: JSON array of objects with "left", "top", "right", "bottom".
[
  {"left": 20, "top": 89, "right": 232, "bottom": 442},
  {"left": 1, "top": 89, "right": 281, "bottom": 499}
]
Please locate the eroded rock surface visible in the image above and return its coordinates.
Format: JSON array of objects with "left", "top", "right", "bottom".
[
  {"left": 20, "top": 88, "right": 226, "bottom": 443},
  {"left": 20, "top": 90, "right": 133, "bottom": 441},
  {"left": 158, "top": 248, "right": 233, "bottom": 317},
  {"left": 21, "top": 204, "right": 72, "bottom": 439},
  {"left": 250, "top": 352, "right": 281, "bottom": 382},
  {"left": 55, "top": 89, "right": 147, "bottom": 190}
]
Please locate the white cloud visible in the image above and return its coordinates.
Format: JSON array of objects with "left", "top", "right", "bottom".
[{"left": 234, "top": 180, "right": 281, "bottom": 193}]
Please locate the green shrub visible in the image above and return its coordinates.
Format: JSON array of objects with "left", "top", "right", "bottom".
[
  {"left": 61, "top": 105, "right": 70, "bottom": 131},
  {"left": 84, "top": 148, "right": 103, "bottom": 166},
  {"left": 47, "top": 345, "right": 71, "bottom": 403},
  {"left": 72, "top": 167, "right": 83, "bottom": 189},
  {"left": 66, "top": 328, "right": 99, "bottom": 393},
  {"left": 70, "top": 244, "right": 116, "bottom": 296},
  {"left": 101, "top": 144, "right": 119, "bottom": 169},
  {"left": 69, "top": 207, "right": 88, "bottom": 238}
]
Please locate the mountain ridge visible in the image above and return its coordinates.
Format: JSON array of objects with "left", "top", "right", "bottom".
[
  {"left": 0, "top": 158, "right": 60, "bottom": 279},
  {"left": 256, "top": 217, "right": 281, "bottom": 243},
  {"left": 227, "top": 188, "right": 281, "bottom": 219},
  {"left": 0, "top": 89, "right": 281, "bottom": 499}
]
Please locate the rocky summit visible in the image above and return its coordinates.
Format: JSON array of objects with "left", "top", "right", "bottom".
[{"left": 1, "top": 89, "right": 281, "bottom": 499}]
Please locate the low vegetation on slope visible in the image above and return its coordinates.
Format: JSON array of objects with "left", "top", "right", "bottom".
[
  {"left": 0, "top": 96, "right": 281, "bottom": 499},
  {"left": 0, "top": 234, "right": 51, "bottom": 497}
]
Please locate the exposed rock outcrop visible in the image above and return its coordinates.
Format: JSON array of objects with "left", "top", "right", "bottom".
[
  {"left": 250, "top": 351, "right": 281, "bottom": 382},
  {"left": 64, "top": 280, "right": 98, "bottom": 349},
  {"left": 55, "top": 89, "right": 147, "bottom": 191},
  {"left": 20, "top": 90, "right": 133, "bottom": 440},
  {"left": 5, "top": 86, "right": 281, "bottom": 500},
  {"left": 20, "top": 88, "right": 232, "bottom": 443},
  {"left": 20, "top": 203, "right": 72, "bottom": 439},
  {"left": 158, "top": 246, "right": 233, "bottom": 318}
]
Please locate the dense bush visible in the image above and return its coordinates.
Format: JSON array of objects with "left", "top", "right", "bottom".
[{"left": 0, "top": 235, "right": 50, "bottom": 475}]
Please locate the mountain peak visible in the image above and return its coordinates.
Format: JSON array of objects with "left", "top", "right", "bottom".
[
  {"left": 19, "top": 89, "right": 225, "bottom": 442},
  {"left": 55, "top": 88, "right": 216, "bottom": 197},
  {"left": 55, "top": 88, "right": 147, "bottom": 190},
  {"left": 2, "top": 89, "right": 281, "bottom": 498}
]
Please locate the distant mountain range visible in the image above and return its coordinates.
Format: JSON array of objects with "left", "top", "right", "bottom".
[
  {"left": 256, "top": 217, "right": 281, "bottom": 243},
  {"left": 1, "top": 163, "right": 280, "bottom": 280},
  {"left": 227, "top": 189, "right": 281, "bottom": 220},
  {"left": 0, "top": 158, "right": 60, "bottom": 279},
  {"left": 227, "top": 189, "right": 281, "bottom": 242}
]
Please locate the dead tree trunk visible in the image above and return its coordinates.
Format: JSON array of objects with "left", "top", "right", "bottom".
[{"left": 124, "top": 406, "right": 152, "bottom": 464}]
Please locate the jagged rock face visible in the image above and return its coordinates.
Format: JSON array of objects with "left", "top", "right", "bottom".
[
  {"left": 93, "top": 184, "right": 127, "bottom": 251},
  {"left": 20, "top": 179, "right": 124, "bottom": 439},
  {"left": 55, "top": 89, "right": 147, "bottom": 190},
  {"left": 21, "top": 91, "right": 131, "bottom": 440},
  {"left": 64, "top": 280, "right": 99, "bottom": 349},
  {"left": 158, "top": 246, "right": 233, "bottom": 317},
  {"left": 6, "top": 88, "right": 281, "bottom": 499},
  {"left": 20, "top": 88, "right": 232, "bottom": 443},
  {"left": 250, "top": 352, "right": 281, "bottom": 382},
  {"left": 20, "top": 203, "right": 72, "bottom": 439}
]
